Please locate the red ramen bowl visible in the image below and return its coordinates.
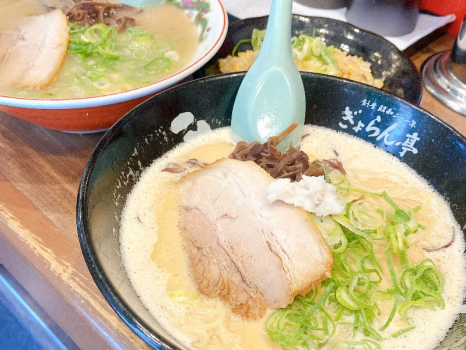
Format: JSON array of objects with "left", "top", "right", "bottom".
[{"left": 0, "top": 0, "right": 227, "bottom": 133}]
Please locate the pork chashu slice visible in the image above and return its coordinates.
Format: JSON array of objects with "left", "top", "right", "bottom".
[
  {"left": 180, "top": 158, "right": 333, "bottom": 319},
  {"left": 0, "top": 9, "right": 69, "bottom": 89}
]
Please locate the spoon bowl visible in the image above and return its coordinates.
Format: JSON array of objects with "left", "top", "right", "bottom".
[{"left": 231, "top": 0, "right": 305, "bottom": 150}]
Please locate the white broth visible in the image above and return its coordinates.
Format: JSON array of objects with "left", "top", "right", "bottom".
[{"left": 119, "top": 126, "right": 466, "bottom": 349}]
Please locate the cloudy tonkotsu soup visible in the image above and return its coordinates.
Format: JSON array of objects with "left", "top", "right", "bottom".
[
  {"left": 119, "top": 126, "right": 466, "bottom": 349},
  {"left": 0, "top": 0, "right": 199, "bottom": 99}
]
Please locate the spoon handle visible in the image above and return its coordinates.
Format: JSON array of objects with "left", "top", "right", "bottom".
[{"left": 258, "top": 0, "right": 294, "bottom": 60}]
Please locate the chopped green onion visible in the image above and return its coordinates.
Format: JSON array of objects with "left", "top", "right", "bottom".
[
  {"left": 391, "top": 326, "right": 416, "bottom": 338},
  {"left": 267, "top": 182, "right": 445, "bottom": 348},
  {"left": 92, "top": 78, "right": 110, "bottom": 89},
  {"left": 251, "top": 28, "right": 266, "bottom": 52},
  {"left": 310, "top": 214, "right": 348, "bottom": 253},
  {"left": 234, "top": 29, "right": 341, "bottom": 76},
  {"left": 349, "top": 199, "right": 386, "bottom": 231},
  {"left": 144, "top": 57, "right": 173, "bottom": 74},
  {"left": 231, "top": 39, "right": 252, "bottom": 56},
  {"left": 66, "top": 22, "right": 177, "bottom": 93},
  {"left": 333, "top": 214, "right": 373, "bottom": 242},
  {"left": 329, "top": 172, "right": 350, "bottom": 196},
  {"left": 379, "top": 293, "right": 400, "bottom": 331},
  {"left": 336, "top": 285, "right": 360, "bottom": 310},
  {"left": 266, "top": 282, "right": 336, "bottom": 347},
  {"left": 311, "top": 36, "right": 323, "bottom": 56}
]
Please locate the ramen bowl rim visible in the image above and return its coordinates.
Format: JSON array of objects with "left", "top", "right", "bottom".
[{"left": 77, "top": 71, "right": 466, "bottom": 349}]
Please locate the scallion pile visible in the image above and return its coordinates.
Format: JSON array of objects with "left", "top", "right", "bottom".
[
  {"left": 231, "top": 29, "right": 339, "bottom": 75},
  {"left": 266, "top": 172, "right": 445, "bottom": 349},
  {"left": 67, "top": 22, "right": 176, "bottom": 91}
]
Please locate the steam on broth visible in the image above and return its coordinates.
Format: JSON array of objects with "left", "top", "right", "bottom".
[
  {"left": 0, "top": 0, "right": 199, "bottom": 99},
  {"left": 119, "top": 125, "right": 466, "bottom": 349}
]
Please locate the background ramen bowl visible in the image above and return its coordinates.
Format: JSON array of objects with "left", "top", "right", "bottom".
[
  {"left": 0, "top": 0, "right": 227, "bottom": 133},
  {"left": 196, "top": 15, "right": 422, "bottom": 105},
  {"left": 77, "top": 73, "right": 466, "bottom": 349}
]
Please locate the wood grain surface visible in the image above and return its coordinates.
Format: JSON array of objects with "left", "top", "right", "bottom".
[{"left": 0, "top": 32, "right": 465, "bottom": 350}]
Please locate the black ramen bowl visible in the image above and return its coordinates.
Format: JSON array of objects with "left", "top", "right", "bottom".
[
  {"left": 77, "top": 73, "right": 465, "bottom": 349},
  {"left": 195, "top": 15, "right": 422, "bottom": 105}
]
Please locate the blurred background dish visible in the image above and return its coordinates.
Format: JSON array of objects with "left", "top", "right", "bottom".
[
  {"left": 195, "top": 15, "right": 422, "bottom": 104},
  {"left": 293, "top": 0, "right": 347, "bottom": 9},
  {"left": 77, "top": 72, "right": 466, "bottom": 349},
  {"left": 220, "top": 0, "right": 455, "bottom": 51},
  {"left": 346, "top": 0, "right": 419, "bottom": 37},
  {"left": 0, "top": 0, "right": 228, "bottom": 133}
]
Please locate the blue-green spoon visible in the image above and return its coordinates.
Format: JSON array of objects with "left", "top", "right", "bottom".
[{"left": 231, "top": 0, "right": 305, "bottom": 151}]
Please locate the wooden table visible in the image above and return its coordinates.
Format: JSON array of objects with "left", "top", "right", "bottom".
[{"left": 0, "top": 33, "right": 465, "bottom": 350}]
